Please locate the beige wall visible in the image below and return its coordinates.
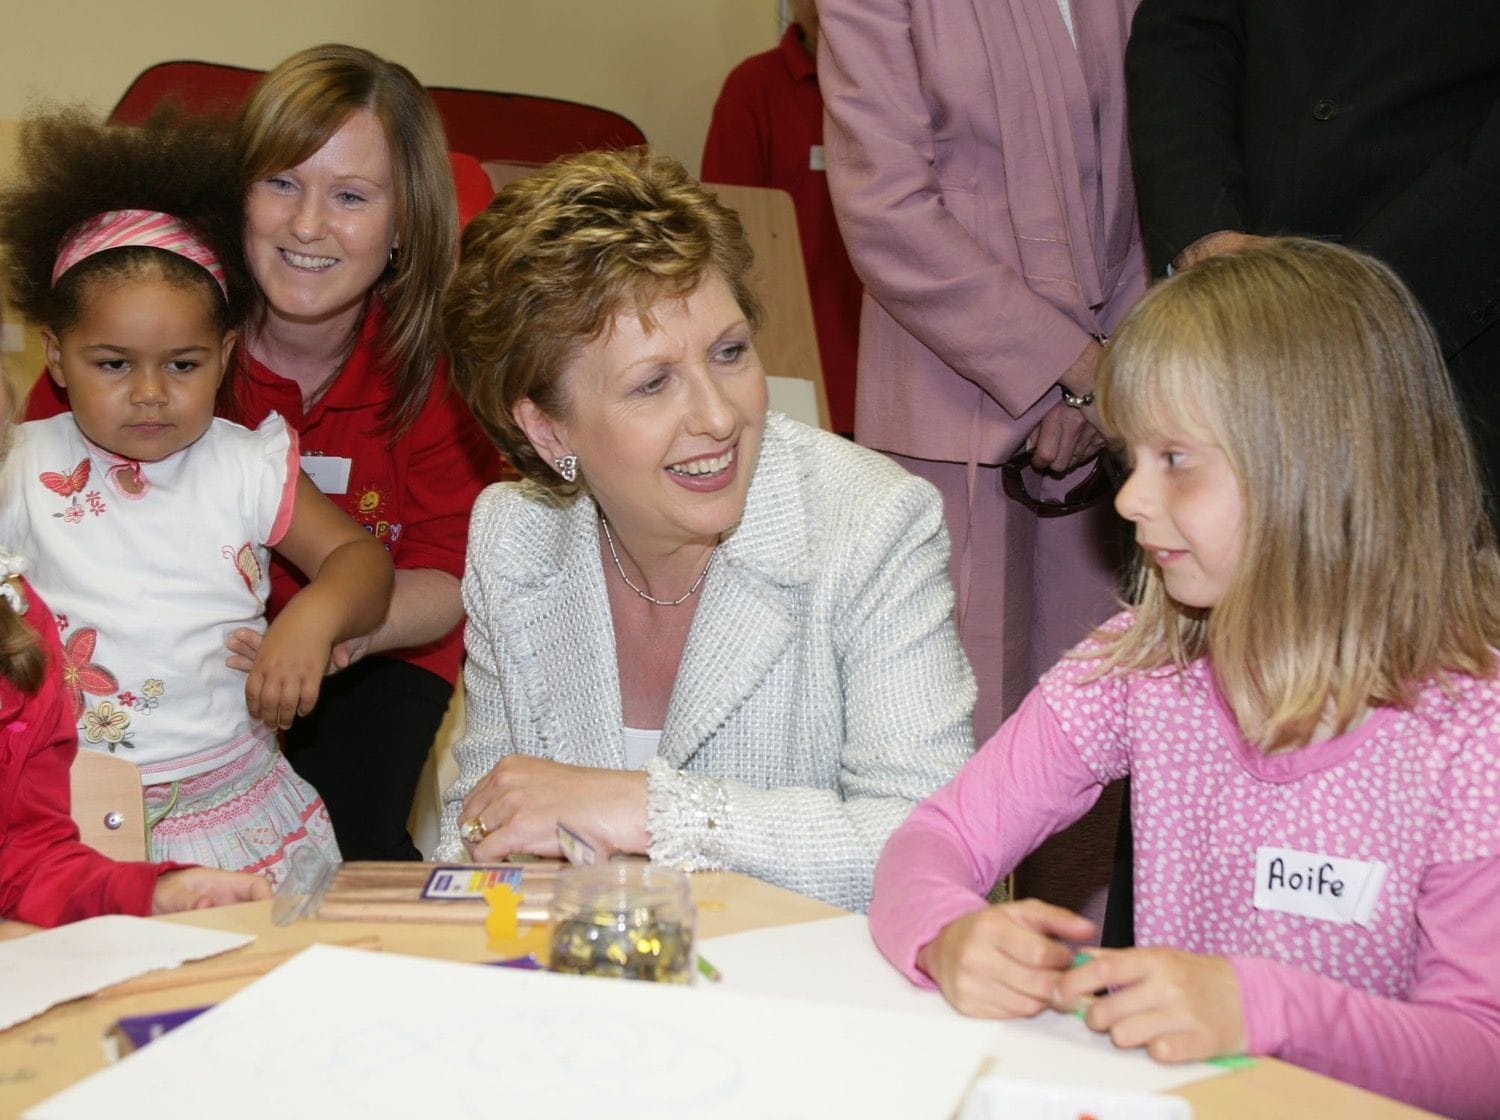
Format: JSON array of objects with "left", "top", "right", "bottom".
[{"left": 0, "top": 0, "right": 780, "bottom": 172}]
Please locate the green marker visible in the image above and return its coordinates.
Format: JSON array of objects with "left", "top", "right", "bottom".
[{"left": 697, "top": 953, "right": 724, "bottom": 983}]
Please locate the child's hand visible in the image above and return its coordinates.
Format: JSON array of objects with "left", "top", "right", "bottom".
[
  {"left": 916, "top": 899, "right": 1098, "bottom": 1018},
  {"left": 244, "top": 608, "right": 335, "bottom": 729},
  {"left": 151, "top": 868, "right": 272, "bottom": 914},
  {"left": 1052, "top": 947, "right": 1247, "bottom": 1062},
  {"left": 225, "top": 627, "right": 371, "bottom": 676}
]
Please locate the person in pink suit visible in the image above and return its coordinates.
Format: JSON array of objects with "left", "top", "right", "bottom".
[{"left": 819, "top": 0, "right": 1147, "bottom": 920}]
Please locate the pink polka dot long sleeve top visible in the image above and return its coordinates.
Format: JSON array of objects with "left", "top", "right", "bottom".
[{"left": 871, "top": 613, "right": 1500, "bottom": 1118}]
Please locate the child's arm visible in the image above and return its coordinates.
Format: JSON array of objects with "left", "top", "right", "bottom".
[
  {"left": 225, "top": 568, "right": 460, "bottom": 675},
  {"left": 1, "top": 715, "right": 161, "bottom": 925},
  {"left": 0, "top": 680, "right": 223, "bottom": 926},
  {"left": 870, "top": 686, "right": 1112, "bottom": 1006},
  {"left": 1, "top": 727, "right": 270, "bottom": 924},
  {"left": 246, "top": 473, "right": 394, "bottom": 729},
  {"left": 151, "top": 868, "right": 271, "bottom": 913},
  {"left": 1054, "top": 859, "right": 1500, "bottom": 1119}
]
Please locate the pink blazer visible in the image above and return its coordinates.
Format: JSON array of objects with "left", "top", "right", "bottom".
[{"left": 820, "top": 0, "right": 1147, "bottom": 465}]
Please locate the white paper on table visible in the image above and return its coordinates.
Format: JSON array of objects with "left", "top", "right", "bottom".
[
  {"left": 701, "top": 914, "right": 1229, "bottom": 1095},
  {"left": 959, "top": 1075, "right": 1193, "bottom": 1120},
  {"left": 0, "top": 916, "right": 253, "bottom": 1030},
  {"left": 26, "top": 943, "right": 1000, "bottom": 1120}
]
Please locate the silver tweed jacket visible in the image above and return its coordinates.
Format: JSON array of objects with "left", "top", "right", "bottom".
[{"left": 435, "top": 414, "right": 976, "bottom": 910}]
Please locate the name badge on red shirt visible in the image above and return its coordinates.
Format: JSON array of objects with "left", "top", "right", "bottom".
[
  {"left": 1253, "top": 846, "right": 1388, "bottom": 928},
  {"left": 300, "top": 454, "right": 351, "bottom": 496}
]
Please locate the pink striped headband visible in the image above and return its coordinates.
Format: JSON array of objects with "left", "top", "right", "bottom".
[{"left": 52, "top": 209, "right": 228, "bottom": 298}]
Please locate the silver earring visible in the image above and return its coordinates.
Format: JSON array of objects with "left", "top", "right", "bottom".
[
  {"left": 554, "top": 454, "right": 578, "bottom": 483},
  {"left": 387, "top": 245, "right": 399, "bottom": 268}
]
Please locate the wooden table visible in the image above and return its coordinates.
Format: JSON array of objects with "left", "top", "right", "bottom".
[{"left": 0, "top": 871, "right": 1437, "bottom": 1119}]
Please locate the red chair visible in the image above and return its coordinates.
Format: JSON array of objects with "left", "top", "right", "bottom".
[
  {"left": 108, "top": 61, "right": 499, "bottom": 225},
  {"left": 108, "top": 60, "right": 263, "bottom": 124},
  {"left": 109, "top": 60, "right": 647, "bottom": 165},
  {"left": 421, "top": 86, "right": 646, "bottom": 163}
]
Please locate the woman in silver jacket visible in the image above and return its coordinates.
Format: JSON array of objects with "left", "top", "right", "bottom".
[{"left": 437, "top": 149, "right": 974, "bottom": 910}]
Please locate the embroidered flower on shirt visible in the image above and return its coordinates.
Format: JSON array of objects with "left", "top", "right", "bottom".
[
  {"left": 62, "top": 505, "right": 84, "bottom": 524},
  {"left": 82, "top": 699, "right": 131, "bottom": 748},
  {"left": 54, "top": 613, "right": 67, "bottom": 633},
  {"left": 85, "top": 490, "right": 107, "bottom": 516},
  {"left": 126, "top": 677, "right": 163, "bottom": 713},
  {"left": 60, "top": 626, "right": 120, "bottom": 720}
]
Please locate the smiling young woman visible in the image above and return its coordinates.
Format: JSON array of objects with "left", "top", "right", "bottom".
[{"left": 224, "top": 45, "right": 503, "bottom": 861}]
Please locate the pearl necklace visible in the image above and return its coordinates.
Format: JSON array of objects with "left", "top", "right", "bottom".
[{"left": 599, "top": 513, "right": 717, "bottom": 607}]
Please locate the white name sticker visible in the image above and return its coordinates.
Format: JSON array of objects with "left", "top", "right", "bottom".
[
  {"left": 809, "top": 144, "right": 826, "bottom": 171},
  {"left": 1253, "top": 846, "right": 1388, "bottom": 928},
  {"left": 300, "top": 454, "right": 351, "bottom": 495}
]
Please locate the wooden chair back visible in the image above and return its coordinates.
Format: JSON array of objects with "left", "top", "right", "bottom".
[
  {"left": 68, "top": 749, "right": 147, "bottom": 862},
  {"left": 705, "top": 183, "right": 831, "bottom": 430}
]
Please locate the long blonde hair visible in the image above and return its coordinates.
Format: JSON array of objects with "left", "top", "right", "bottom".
[
  {"left": 236, "top": 44, "right": 457, "bottom": 434},
  {"left": 1096, "top": 238, "right": 1500, "bottom": 749}
]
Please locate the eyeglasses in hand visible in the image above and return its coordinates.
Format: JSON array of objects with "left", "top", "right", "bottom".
[{"left": 1000, "top": 449, "right": 1122, "bottom": 517}]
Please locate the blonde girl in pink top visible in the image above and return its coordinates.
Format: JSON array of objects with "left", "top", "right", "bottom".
[{"left": 870, "top": 239, "right": 1500, "bottom": 1117}]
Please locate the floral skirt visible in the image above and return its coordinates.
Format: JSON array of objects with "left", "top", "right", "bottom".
[{"left": 144, "top": 737, "right": 341, "bottom": 887}]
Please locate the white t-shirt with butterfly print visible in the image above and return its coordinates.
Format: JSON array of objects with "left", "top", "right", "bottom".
[{"left": 0, "top": 413, "right": 298, "bottom": 782}]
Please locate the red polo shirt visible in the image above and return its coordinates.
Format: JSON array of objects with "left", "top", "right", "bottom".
[
  {"left": 702, "top": 24, "right": 864, "bottom": 433},
  {"left": 233, "top": 305, "right": 503, "bottom": 685}
]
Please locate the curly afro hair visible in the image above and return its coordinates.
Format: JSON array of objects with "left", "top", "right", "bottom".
[{"left": 0, "top": 108, "right": 249, "bottom": 335}]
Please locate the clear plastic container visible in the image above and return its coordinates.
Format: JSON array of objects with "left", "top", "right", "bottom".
[{"left": 547, "top": 861, "right": 696, "bottom": 983}]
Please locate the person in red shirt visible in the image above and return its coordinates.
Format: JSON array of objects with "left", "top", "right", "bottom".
[
  {"left": 222, "top": 46, "right": 503, "bottom": 861},
  {"left": 701, "top": 1, "right": 863, "bottom": 435}
]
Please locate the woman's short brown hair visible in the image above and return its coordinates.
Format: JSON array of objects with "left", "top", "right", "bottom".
[
  {"left": 236, "top": 44, "right": 456, "bottom": 433},
  {"left": 443, "top": 148, "right": 762, "bottom": 490}
]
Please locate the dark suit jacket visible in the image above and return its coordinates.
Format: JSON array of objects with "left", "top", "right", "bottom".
[{"left": 1125, "top": 0, "right": 1500, "bottom": 492}]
